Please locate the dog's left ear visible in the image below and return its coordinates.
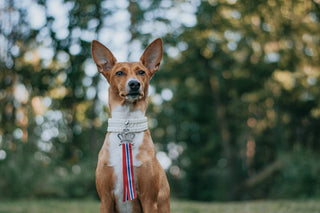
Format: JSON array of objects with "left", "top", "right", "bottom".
[{"left": 140, "top": 38, "right": 163, "bottom": 76}]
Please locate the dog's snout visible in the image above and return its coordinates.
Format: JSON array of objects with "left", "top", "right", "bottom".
[{"left": 128, "top": 80, "right": 140, "bottom": 91}]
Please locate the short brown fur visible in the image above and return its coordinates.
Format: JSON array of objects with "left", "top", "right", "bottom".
[{"left": 92, "top": 38, "right": 170, "bottom": 213}]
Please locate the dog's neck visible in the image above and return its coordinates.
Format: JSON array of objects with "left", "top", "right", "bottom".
[
  {"left": 111, "top": 103, "right": 146, "bottom": 119},
  {"left": 108, "top": 103, "right": 148, "bottom": 133}
]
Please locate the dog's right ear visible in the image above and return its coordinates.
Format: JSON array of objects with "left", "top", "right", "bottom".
[
  {"left": 91, "top": 40, "right": 117, "bottom": 78},
  {"left": 140, "top": 38, "right": 163, "bottom": 76}
]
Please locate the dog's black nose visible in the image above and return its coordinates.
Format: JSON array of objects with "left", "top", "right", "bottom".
[{"left": 128, "top": 80, "right": 140, "bottom": 91}]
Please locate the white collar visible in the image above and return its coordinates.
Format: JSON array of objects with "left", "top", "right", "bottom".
[{"left": 107, "top": 117, "right": 148, "bottom": 133}]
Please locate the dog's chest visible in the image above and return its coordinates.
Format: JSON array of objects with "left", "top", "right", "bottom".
[
  {"left": 108, "top": 132, "right": 144, "bottom": 212},
  {"left": 108, "top": 132, "right": 144, "bottom": 167}
]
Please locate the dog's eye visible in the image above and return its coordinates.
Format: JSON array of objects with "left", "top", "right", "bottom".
[
  {"left": 116, "top": 71, "right": 125, "bottom": 76},
  {"left": 137, "top": 70, "right": 145, "bottom": 76}
]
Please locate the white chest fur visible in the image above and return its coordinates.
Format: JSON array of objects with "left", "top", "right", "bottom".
[
  {"left": 108, "top": 104, "right": 145, "bottom": 212},
  {"left": 108, "top": 132, "right": 143, "bottom": 212}
]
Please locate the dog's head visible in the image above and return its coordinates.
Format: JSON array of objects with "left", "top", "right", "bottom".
[{"left": 91, "top": 38, "right": 163, "bottom": 106}]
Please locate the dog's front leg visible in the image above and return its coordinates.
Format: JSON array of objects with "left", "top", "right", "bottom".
[
  {"left": 137, "top": 161, "right": 160, "bottom": 213},
  {"left": 96, "top": 155, "right": 116, "bottom": 213},
  {"left": 100, "top": 193, "right": 115, "bottom": 213},
  {"left": 139, "top": 198, "right": 158, "bottom": 212}
]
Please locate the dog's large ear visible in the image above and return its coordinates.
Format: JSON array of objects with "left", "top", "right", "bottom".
[
  {"left": 140, "top": 38, "right": 163, "bottom": 76},
  {"left": 91, "top": 40, "right": 117, "bottom": 78}
]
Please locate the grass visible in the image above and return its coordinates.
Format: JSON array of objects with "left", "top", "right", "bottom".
[
  {"left": 0, "top": 199, "right": 319, "bottom": 213},
  {"left": 172, "top": 199, "right": 320, "bottom": 213}
]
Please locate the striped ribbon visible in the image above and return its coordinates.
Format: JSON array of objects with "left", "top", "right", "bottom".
[{"left": 122, "top": 143, "right": 136, "bottom": 202}]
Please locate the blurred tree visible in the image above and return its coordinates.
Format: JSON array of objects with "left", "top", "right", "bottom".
[
  {"left": 0, "top": 0, "right": 109, "bottom": 198},
  {"left": 153, "top": 0, "right": 320, "bottom": 200},
  {"left": 1, "top": 0, "right": 320, "bottom": 201}
]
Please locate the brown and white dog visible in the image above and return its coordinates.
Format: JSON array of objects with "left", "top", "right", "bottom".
[{"left": 92, "top": 38, "right": 170, "bottom": 213}]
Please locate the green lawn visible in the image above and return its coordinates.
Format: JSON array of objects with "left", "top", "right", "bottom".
[{"left": 0, "top": 199, "right": 319, "bottom": 213}]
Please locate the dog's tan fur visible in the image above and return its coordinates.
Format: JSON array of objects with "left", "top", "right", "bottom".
[{"left": 92, "top": 38, "right": 170, "bottom": 213}]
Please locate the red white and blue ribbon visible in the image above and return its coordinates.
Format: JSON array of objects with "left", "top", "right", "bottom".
[{"left": 122, "top": 142, "right": 136, "bottom": 202}]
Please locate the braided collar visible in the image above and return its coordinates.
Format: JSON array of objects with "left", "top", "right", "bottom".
[{"left": 107, "top": 117, "right": 148, "bottom": 133}]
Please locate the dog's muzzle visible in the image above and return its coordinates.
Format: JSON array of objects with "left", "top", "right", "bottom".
[{"left": 127, "top": 80, "right": 141, "bottom": 97}]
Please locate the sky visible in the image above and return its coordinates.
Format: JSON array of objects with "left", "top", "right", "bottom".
[
  {"left": 26, "top": 0, "right": 198, "bottom": 60},
  {"left": 22, "top": 0, "right": 198, "bottom": 104}
]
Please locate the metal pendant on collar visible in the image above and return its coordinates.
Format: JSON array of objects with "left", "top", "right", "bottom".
[{"left": 117, "top": 120, "right": 135, "bottom": 146}]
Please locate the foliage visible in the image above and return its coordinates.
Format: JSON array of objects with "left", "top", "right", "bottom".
[
  {"left": 1, "top": 0, "right": 320, "bottom": 201},
  {"left": 153, "top": 0, "right": 320, "bottom": 200}
]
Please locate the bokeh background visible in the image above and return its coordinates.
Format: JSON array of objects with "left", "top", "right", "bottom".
[{"left": 1, "top": 0, "right": 320, "bottom": 202}]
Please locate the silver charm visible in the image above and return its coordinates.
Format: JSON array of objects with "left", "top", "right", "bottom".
[{"left": 117, "top": 120, "right": 135, "bottom": 146}]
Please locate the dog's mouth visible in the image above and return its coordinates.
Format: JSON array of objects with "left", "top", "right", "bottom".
[
  {"left": 127, "top": 92, "right": 140, "bottom": 97},
  {"left": 120, "top": 92, "right": 143, "bottom": 100}
]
